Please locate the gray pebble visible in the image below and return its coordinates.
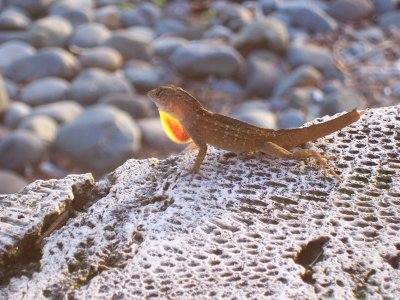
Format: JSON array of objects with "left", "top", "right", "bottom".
[
  {"left": 0, "top": 130, "right": 46, "bottom": 173},
  {"left": 69, "top": 68, "right": 133, "bottom": 105},
  {"left": 94, "top": 5, "right": 121, "bottom": 30},
  {"left": 29, "top": 101, "right": 83, "bottom": 124},
  {"left": 373, "top": 0, "right": 398, "bottom": 13},
  {"left": 120, "top": 2, "right": 161, "bottom": 27},
  {"left": 27, "top": 16, "right": 73, "bottom": 48},
  {"left": 99, "top": 93, "right": 153, "bottom": 120},
  {"left": 18, "top": 115, "right": 58, "bottom": 143},
  {"left": 203, "top": 25, "right": 233, "bottom": 40},
  {"left": 0, "top": 40, "right": 35, "bottom": 72},
  {"left": 7, "top": 0, "right": 55, "bottom": 16},
  {"left": 103, "top": 28, "right": 154, "bottom": 61},
  {"left": 0, "top": 7, "right": 30, "bottom": 30},
  {"left": 155, "top": 18, "right": 187, "bottom": 36},
  {"left": 357, "top": 26, "right": 385, "bottom": 42},
  {"left": 0, "top": 169, "right": 28, "bottom": 194},
  {"left": 245, "top": 51, "right": 286, "bottom": 98},
  {"left": 153, "top": 36, "right": 188, "bottom": 59},
  {"left": 288, "top": 87, "right": 324, "bottom": 108},
  {"left": 321, "top": 88, "right": 367, "bottom": 115},
  {"left": 4, "top": 79, "right": 18, "bottom": 100},
  {"left": 0, "top": 74, "right": 9, "bottom": 114},
  {"left": 232, "top": 107, "right": 277, "bottom": 129},
  {"left": 172, "top": 41, "right": 243, "bottom": 78},
  {"left": 211, "top": 79, "right": 245, "bottom": 97},
  {"left": 70, "top": 23, "right": 111, "bottom": 48},
  {"left": 55, "top": 104, "right": 141, "bottom": 174},
  {"left": 6, "top": 47, "right": 80, "bottom": 83},
  {"left": 327, "top": 0, "right": 373, "bottom": 22},
  {"left": 3, "top": 101, "right": 31, "bottom": 129},
  {"left": 378, "top": 11, "right": 400, "bottom": 32},
  {"left": 287, "top": 43, "right": 335, "bottom": 74},
  {"left": 20, "top": 77, "right": 69, "bottom": 106},
  {"left": 50, "top": 6, "right": 92, "bottom": 28},
  {"left": 273, "top": 65, "right": 322, "bottom": 98},
  {"left": 232, "top": 17, "right": 289, "bottom": 53},
  {"left": 124, "top": 60, "right": 169, "bottom": 93},
  {"left": 278, "top": 108, "right": 306, "bottom": 128},
  {"left": 213, "top": 2, "right": 252, "bottom": 31},
  {"left": 291, "top": 5, "right": 338, "bottom": 34},
  {"left": 79, "top": 46, "right": 122, "bottom": 71}
]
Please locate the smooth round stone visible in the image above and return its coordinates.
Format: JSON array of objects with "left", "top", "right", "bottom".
[
  {"left": 0, "top": 169, "right": 28, "bottom": 194},
  {"left": 5, "top": 48, "right": 80, "bottom": 83},
  {"left": 232, "top": 17, "right": 289, "bottom": 53},
  {"left": 0, "top": 75, "right": 9, "bottom": 114},
  {"left": 50, "top": 6, "right": 92, "bottom": 28},
  {"left": 273, "top": 65, "right": 322, "bottom": 97},
  {"left": 55, "top": 105, "right": 141, "bottom": 174},
  {"left": 288, "top": 87, "right": 324, "bottom": 107},
  {"left": 327, "top": 0, "right": 373, "bottom": 22},
  {"left": 378, "top": 11, "right": 400, "bottom": 32},
  {"left": 0, "top": 130, "right": 46, "bottom": 173},
  {"left": 155, "top": 18, "right": 187, "bottom": 36},
  {"left": 203, "top": 25, "right": 233, "bottom": 40},
  {"left": 94, "top": 5, "right": 121, "bottom": 30},
  {"left": 137, "top": 117, "right": 184, "bottom": 153},
  {"left": 124, "top": 60, "right": 169, "bottom": 93},
  {"left": 99, "top": 93, "right": 153, "bottom": 119},
  {"left": 103, "top": 28, "right": 154, "bottom": 61},
  {"left": 357, "top": 26, "right": 385, "bottom": 42},
  {"left": 287, "top": 43, "right": 335, "bottom": 73},
  {"left": 18, "top": 115, "right": 58, "bottom": 143},
  {"left": 321, "top": 88, "right": 367, "bottom": 115},
  {"left": 245, "top": 51, "right": 286, "bottom": 98},
  {"left": 79, "top": 47, "right": 122, "bottom": 71},
  {"left": 0, "top": 7, "right": 30, "bottom": 30},
  {"left": 69, "top": 68, "right": 133, "bottom": 105},
  {"left": 373, "top": 0, "right": 398, "bottom": 13},
  {"left": 20, "top": 77, "right": 69, "bottom": 106},
  {"left": 213, "top": 2, "right": 252, "bottom": 31},
  {"left": 7, "top": 0, "right": 55, "bottom": 16},
  {"left": 291, "top": 6, "right": 338, "bottom": 34},
  {"left": 211, "top": 79, "right": 244, "bottom": 96},
  {"left": 70, "top": 23, "right": 111, "bottom": 48},
  {"left": 4, "top": 79, "right": 18, "bottom": 100},
  {"left": 172, "top": 42, "right": 243, "bottom": 78},
  {"left": 232, "top": 108, "right": 277, "bottom": 129},
  {"left": 120, "top": 2, "right": 161, "bottom": 27},
  {"left": 3, "top": 101, "right": 31, "bottom": 129},
  {"left": 153, "top": 36, "right": 188, "bottom": 59},
  {"left": 27, "top": 16, "right": 73, "bottom": 48},
  {"left": 29, "top": 101, "right": 83, "bottom": 124},
  {"left": 278, "top": 108, "right": 306, "bottom": 128},
  {"left": 0, "top": 40, "right": 35, "bottom": 72}
]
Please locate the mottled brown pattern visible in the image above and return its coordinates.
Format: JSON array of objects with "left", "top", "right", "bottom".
[{"left": 148, "top": 85, "right": 364, "bottom": 179}]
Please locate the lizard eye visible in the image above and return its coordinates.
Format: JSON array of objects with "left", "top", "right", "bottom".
[{"left": 156, "top": 89, "right": 164, "bottom": 97}]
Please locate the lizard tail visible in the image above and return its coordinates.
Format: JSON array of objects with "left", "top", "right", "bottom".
[{"left": 276, "top": 109, "right": 363, "bottom": 149}]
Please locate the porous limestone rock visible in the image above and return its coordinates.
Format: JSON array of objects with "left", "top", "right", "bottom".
[{"left": 0, "top": 106, "right": 399, "bottom": 299}]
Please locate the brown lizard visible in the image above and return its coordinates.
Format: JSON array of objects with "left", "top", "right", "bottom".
[{"left": 148, "top": 84, "right": 364, "bottom": 179}]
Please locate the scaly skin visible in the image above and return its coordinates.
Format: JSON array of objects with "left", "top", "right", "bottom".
[{"left": 148, "top": 85, "right": 364, "bottom": 179}]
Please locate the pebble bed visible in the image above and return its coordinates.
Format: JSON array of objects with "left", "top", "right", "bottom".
[{"left": 0, "top": 0, "right": 399, "bottom": 193}]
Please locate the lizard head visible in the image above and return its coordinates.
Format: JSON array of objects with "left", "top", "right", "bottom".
[{"left": 147, "top": 84, "right": 202, "bottom": 120}]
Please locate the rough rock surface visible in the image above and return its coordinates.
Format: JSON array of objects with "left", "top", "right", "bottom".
[{"left": 0, "top": 105, "right": 399, "bottom": 299}]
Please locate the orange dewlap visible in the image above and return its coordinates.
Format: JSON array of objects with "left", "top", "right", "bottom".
[{"left": 159, "top": 110, "right": 192, "bottom": 144}]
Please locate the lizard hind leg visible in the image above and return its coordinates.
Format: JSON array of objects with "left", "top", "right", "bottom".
[{"left": 260, "top": 142, "right": 340, "bottom": 180}]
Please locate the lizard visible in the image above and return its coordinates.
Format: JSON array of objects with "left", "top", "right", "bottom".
[{"left": 147, "top": 84, "right": 365, "bottom": 180}]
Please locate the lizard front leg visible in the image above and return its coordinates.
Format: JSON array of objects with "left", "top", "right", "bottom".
[
  {"left": 191, "top": 143, "right": 208, "bottom": 174},
  {"left": 260, "top": 142, "right": 340, "bottom": 180}
]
